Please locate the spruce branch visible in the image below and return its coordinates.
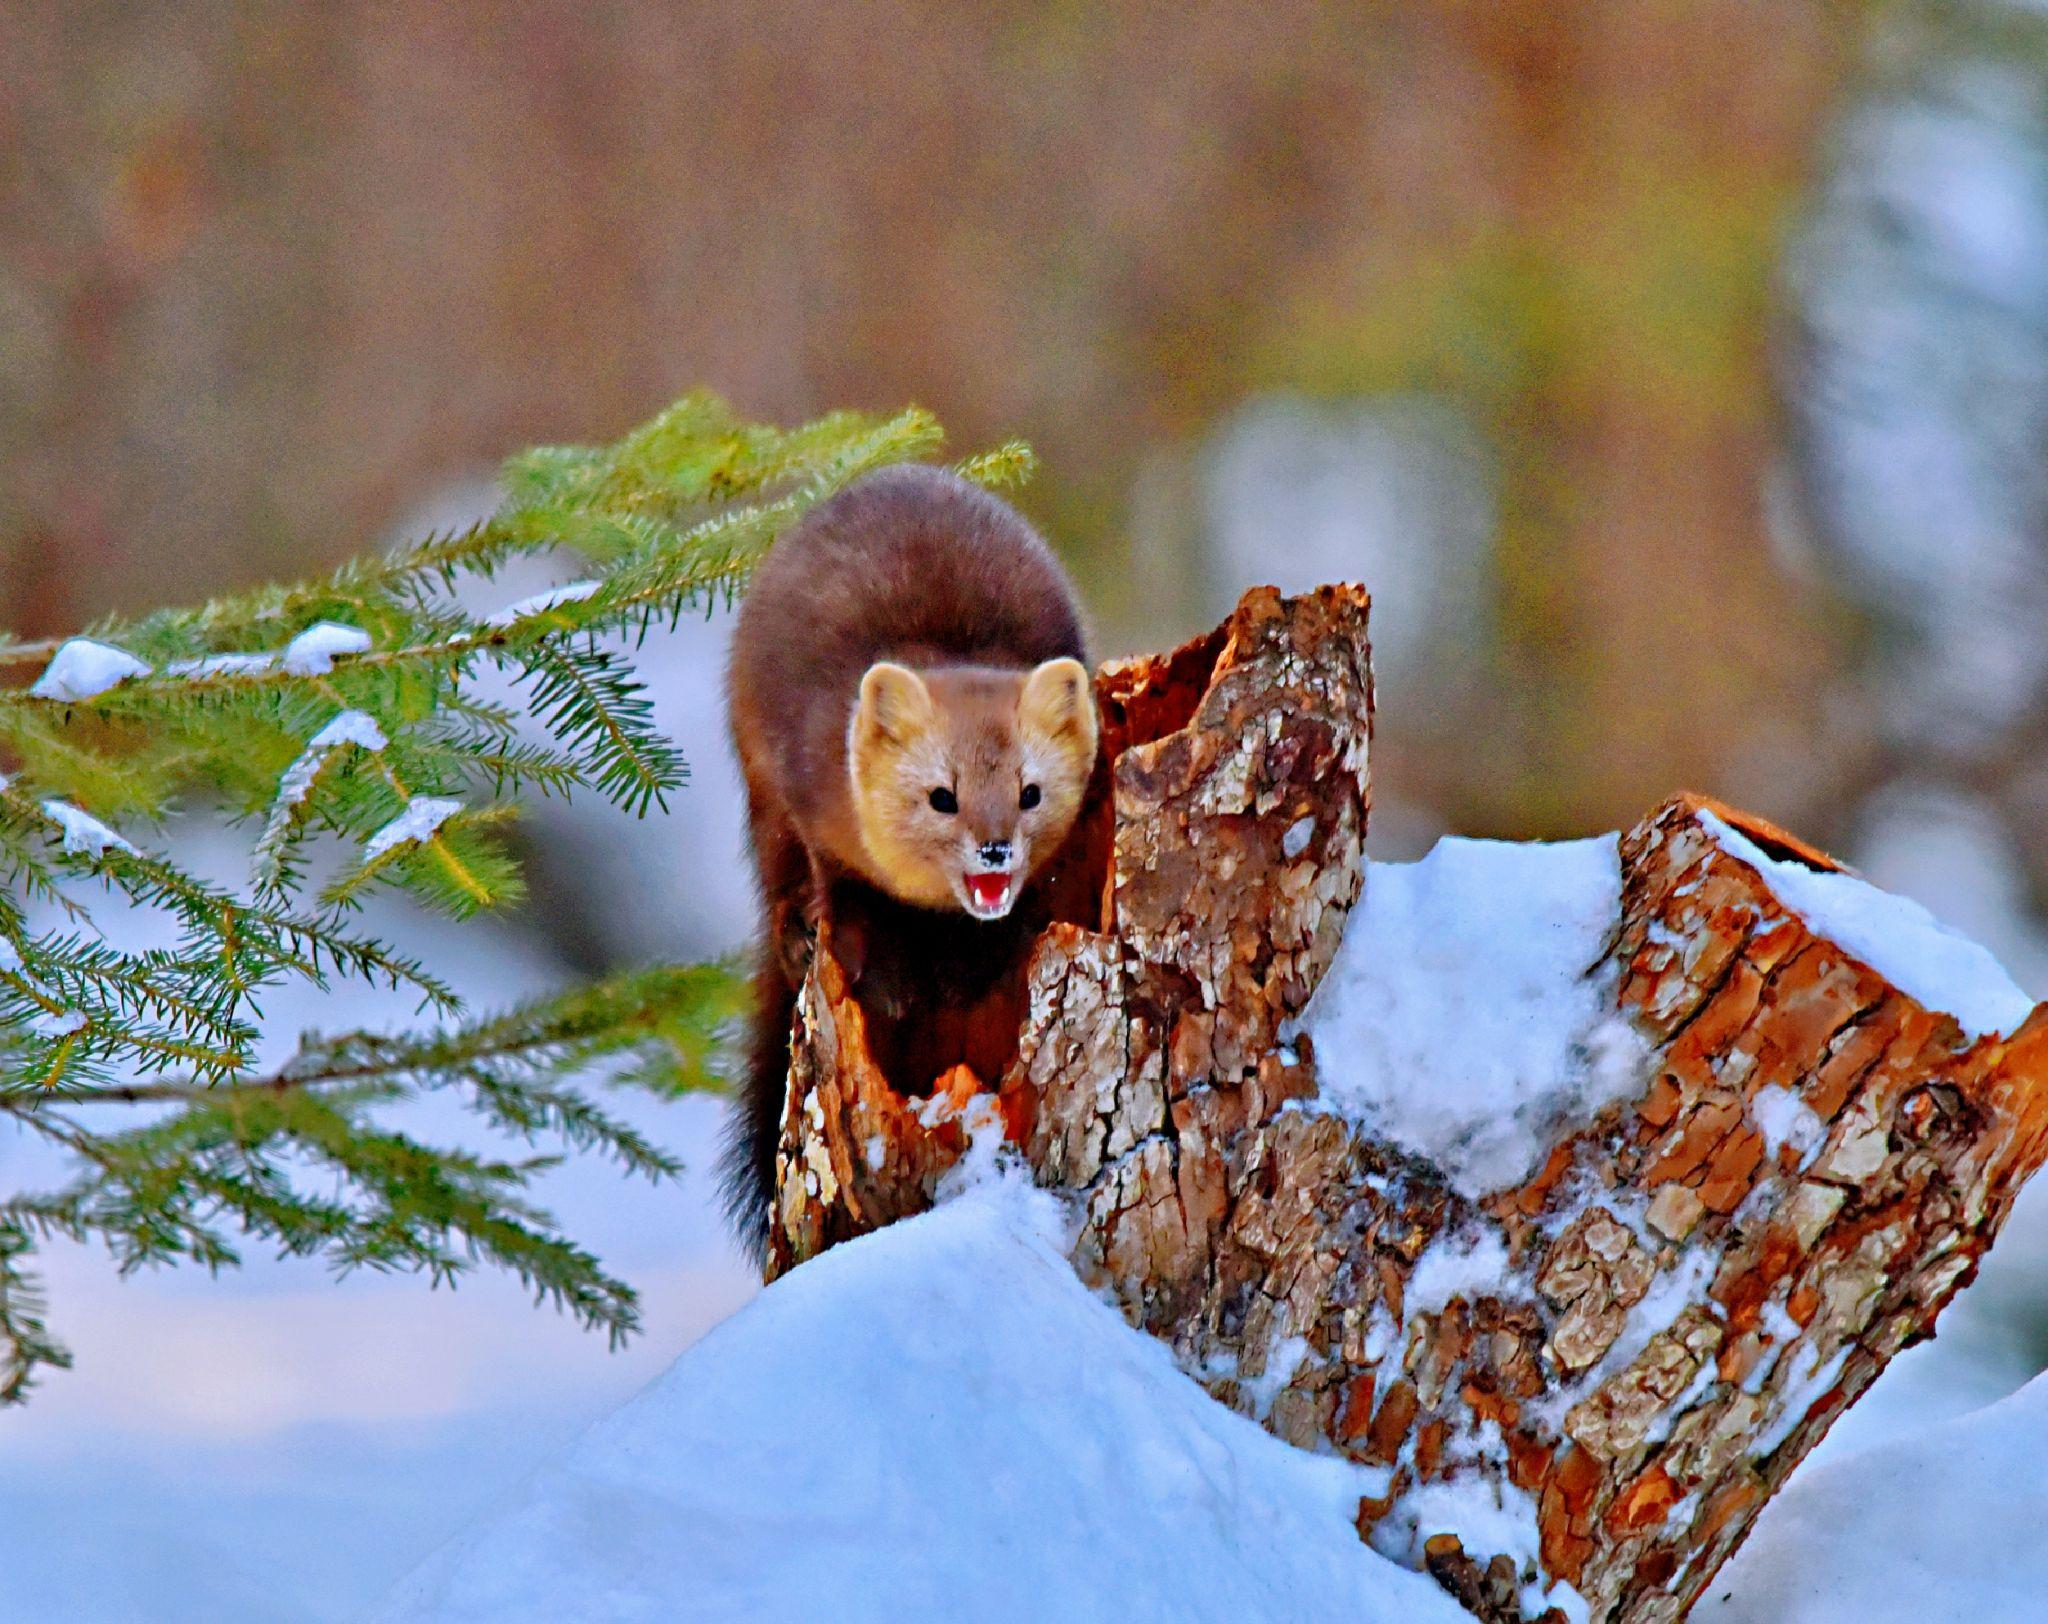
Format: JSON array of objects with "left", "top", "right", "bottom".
[
  {"left": 0, "top": 391, "right": 1028, "bottom": 1401},
  {"left": 0, "top": 1221, "right": 68, "bottom": 1403}
]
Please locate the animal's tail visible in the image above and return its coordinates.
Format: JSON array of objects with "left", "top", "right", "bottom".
[{"left": 719, "top": 955, "right": 798, "bottom": 1267}]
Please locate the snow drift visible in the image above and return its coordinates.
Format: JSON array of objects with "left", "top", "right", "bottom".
[
  {"left": 1708, "top": 1370, "right": 2048, "bottom": 1620},
  {"left": 381, "top": 1171, "right": 2048, "bottom": 1624},
  {"left": 378, "top": 1176, "right": 1468, "bottom": 1623}
]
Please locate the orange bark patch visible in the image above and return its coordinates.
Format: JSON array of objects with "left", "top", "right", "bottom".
[
  {"left": 1336, "top": 1373, "right": 1377, "bottom": 1445},
  {"left": 1538, "top": 1444, "right": 1605, "bottom": 1585},
  {"left": 1365, "top": 1380, "right": 1419, "bottom": 1466},
  {"left": 1506, "top": 1429, "right": 1553, "bottom": 1494},
  {"left": 1416, "top": 1418, "right": 1448, "bottom": 1480},
  {"left": 1463, "top": 1381, "right": 1520, "bottom": 1432},
  {"left": 1518, "top": 1140, "right": 1578, "bottom": 1215},
  {"left": 1645, "top": 1096, "right": 1742, "bottom": 1187},
  {"left": 1606, "top": 1462, "right": 1680, "bottom": 1534},
  {"left": 1696, "top": 1473, "right": 1763, "bottom": 1549},
  {"left": 1699, "top": 1125, "right": 1767, "bottom": 1214},
  {"left": 1636, "top": 1071, "right": 1684, "bottom": 1133}
]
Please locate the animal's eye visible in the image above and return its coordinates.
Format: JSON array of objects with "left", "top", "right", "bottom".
[
  {"left": 928, "top": 787, "right": 958, "bottom": 815},
  {"left": 1019, "top": 784, "right": 1042, "bottom": 811}
]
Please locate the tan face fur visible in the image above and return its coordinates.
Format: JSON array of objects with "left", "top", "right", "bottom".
[{"left": 849, "top": 658, "right": 1097, "bottom": 918}]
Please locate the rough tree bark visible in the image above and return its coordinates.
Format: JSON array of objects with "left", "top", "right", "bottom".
[{"left": 764, "top": 585, "right": 2048, "bottom": 1623}]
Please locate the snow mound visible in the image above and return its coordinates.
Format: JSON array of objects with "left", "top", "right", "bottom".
[
  {"left": 281, "top": 620, "right": 372, "bottom": 676},
  {"left": 378, "top": 1177, "right": 1467, "bottom": 1624},
  {"left": 1297, "top": 835, "right": 1646, "bottom": 1198},
  {"left": 485, "top": 579, "right": 601, "bottom": 626},
  {"left": 41, "top": 800, "right": 137, "bottom": 857},
  {"left": 1709, "top": 1371, "right": 2048, "bottom": 1621},
  {"left": 365, "top": 798, "right": 463, "bottom": 862},
  {"left": 29, "top": 638, "right": 149, "bottom": 701},
  {"left": 1700, "top": 809, "right": 2034, "bottom": 1040}
]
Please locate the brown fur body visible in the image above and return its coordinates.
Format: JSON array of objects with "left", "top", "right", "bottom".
[{"left": 722, "top": 465, "right": 1100, "bottom": 1252}]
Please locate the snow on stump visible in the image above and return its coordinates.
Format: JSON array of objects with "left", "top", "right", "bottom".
[{"left": 763, "top": 584, "right": 2048, "bottom": 1624}]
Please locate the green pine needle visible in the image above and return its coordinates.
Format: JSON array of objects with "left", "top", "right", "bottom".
[{"left": 0, "top": 394, "right": 1029, "bottom": 1399}]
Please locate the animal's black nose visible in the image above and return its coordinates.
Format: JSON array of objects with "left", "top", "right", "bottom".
[{"left": 978, "top": 840, "right": 1012, "bottom": 867}]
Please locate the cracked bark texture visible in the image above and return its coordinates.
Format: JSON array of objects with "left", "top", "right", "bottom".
[{"left": 763, "top": 584, "right": 2048, "bottom": 1623}]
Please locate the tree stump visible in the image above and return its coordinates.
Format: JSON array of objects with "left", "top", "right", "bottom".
[{"left": 764, "top": 584, "right": 2048, "bottom": 1623}]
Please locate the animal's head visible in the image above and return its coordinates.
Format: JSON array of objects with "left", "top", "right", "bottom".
[{"left": 849, "top": 657, "right": 1098, "bottom": 919}]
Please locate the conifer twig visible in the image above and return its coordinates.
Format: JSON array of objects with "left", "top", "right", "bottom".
[{"left": 0, "top": 392, "right": 1028, "bottom": 1401}]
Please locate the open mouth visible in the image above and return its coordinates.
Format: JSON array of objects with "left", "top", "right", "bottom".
[{"left": 963, "top": 871, "right": 1015, "bottom": 918}]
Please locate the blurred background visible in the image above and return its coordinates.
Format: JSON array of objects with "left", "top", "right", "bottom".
[{"left": 4, "top": 2, "right": 2048, "bottom": 1618}]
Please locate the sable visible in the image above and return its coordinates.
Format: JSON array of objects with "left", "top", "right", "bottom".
[{"left": 721, "top": 464, "right": 1102, "bottom": 1252}]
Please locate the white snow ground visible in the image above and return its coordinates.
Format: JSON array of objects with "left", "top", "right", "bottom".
[
  {"left": 380, "top": 1174, "right": 1469, "bottom": 1624},
  {"left": 1708, "top": 1370, "right": 2048, "bottom": 1621},
  {"left": 379, "top": 1170, "right": 2048, "bottom": 1624}
]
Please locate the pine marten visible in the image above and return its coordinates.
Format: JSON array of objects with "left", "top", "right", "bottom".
[{"left": 721, "top": 465, "right": 1102, "bottom": 1253}]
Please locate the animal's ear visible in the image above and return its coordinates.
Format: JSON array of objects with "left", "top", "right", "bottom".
[
  {"left": 856, "top": 662, "right": 936, "bottom": 746},
  {"left": 1020, "top": 657, "right": 1096, "bottom": 747}
]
